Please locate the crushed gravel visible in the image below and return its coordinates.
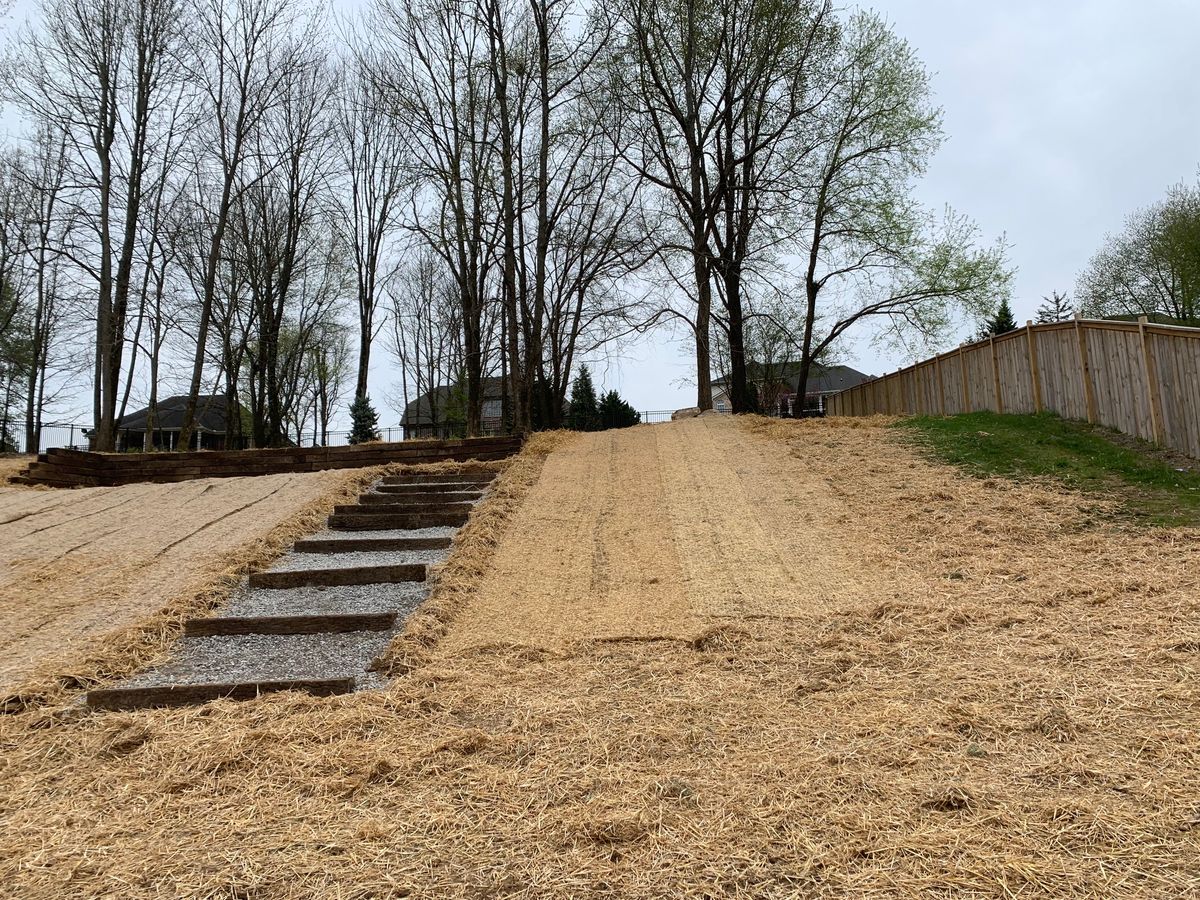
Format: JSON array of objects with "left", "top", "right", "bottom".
[
  {"left": 222, "top": 581, "right": 429, "bottom": 618},
  {"left": 267, "top": 549, "right": 449, "bottom": 572},
  {"left": 117, "top": 631, "right": 396, "bottom": 688}
]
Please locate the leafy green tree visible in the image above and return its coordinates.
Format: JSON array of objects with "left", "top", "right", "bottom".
[
  {"left": 598, "top": 390, "right": 640, "bottom": 429},
  {"left": 567, "top": 365, "right": 599, "bottom": 432},
  {"left": 1077, "top": 177, "right": 1200, "bottom": 326},
  {"left": 348, "top": 394, "right": 381, "bottom": 444}
]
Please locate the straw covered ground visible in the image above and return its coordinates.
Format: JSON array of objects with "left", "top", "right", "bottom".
[
  {"left": 2, "top": 418, "right": 1199, "bottom": 898},
  {"left": 0, "top": 467, "right": 382, "bottom": 705}
]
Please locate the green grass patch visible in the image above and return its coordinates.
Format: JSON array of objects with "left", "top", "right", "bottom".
[{"left": 895, "top": 411, "right": 1200, "bottom": 526}]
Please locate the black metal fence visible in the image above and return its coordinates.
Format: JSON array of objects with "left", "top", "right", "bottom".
[{"left": 0, "top": 420, "right": 89, "bottom": 455}]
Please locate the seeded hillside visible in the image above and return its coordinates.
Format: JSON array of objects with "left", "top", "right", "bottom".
[{"left": 1, "top": 418, "right": 1197, "bottom": 897}]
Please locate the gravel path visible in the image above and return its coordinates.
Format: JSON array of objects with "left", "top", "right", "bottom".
[
  {"left": 118, "top": 631, "right": 396, "bottom": 687},
  {"left": 223, "top": 580, "right": 429, "bottom": 617},
  {"left": 267, "top": 548, "right": 448, "bottom": 572}
]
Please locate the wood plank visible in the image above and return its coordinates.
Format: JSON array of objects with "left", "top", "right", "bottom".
[
  {"left": 374, "top": 482, "right": 490, "bottom": 494},
  {"left": 357, "top": 490, "right": 482, "bottom": 505},
  {"left": 183, "top": 612, "right": 396, "bottom": 636},
  {"left": 332, "top": 501, "right": 473, "bottom": 516},
  {"left": 328, "top": 511, "right": 470, "bottom": 530},
  {"left": 248, "top": 563, "right": 427, "bottom": 589},
  {"left": 87, "top": 677, "right": 356, "bottom": 710},
  {"left": 292, "top": 536, "right": 452, "bottom": 553},
  {"left": 380, "top": 472, "right": 497, "bottom": 486}
]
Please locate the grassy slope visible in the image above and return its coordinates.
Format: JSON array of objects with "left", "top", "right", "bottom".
[{"left": 896, "top": 411, "right": 1200, "bottom": 526}]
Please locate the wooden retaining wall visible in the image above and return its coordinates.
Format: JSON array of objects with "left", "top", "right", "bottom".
[
  {"left": 828, "top": 316, "right": 1200, "bottom": 458},
  {"left": 13, "top": 435, "right": 523, "bottom": 488}
]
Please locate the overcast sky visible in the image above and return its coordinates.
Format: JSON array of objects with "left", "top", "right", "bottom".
[{"left": 4, "top": 0, "right": 1199, "bottom": 421}]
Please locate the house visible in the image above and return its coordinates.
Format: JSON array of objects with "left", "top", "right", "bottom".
[
  {"left": 114, "top": 394, "right": 239, "bottom": 451},
  {"left": 712, "top": 362, "right": 872, "bottom": 414},
  {"left": 400, "top": 377, "right": 504, "bottom": 439}
]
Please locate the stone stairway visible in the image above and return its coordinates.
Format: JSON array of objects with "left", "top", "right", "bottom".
[{"left": 86, "top": 469, "right": 498, "bottom": 711}]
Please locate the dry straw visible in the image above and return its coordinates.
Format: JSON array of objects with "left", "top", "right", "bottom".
[
  {"left": 374, "top": 429, "right": 576, "bottom": 674},
  {"left": 1, "top": 421, "right": 1198, "bottom": 897}
]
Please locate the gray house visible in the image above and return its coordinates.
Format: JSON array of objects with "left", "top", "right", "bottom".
[
  {"left": 115, "top": 395, "right": 239, "bottom": 451},
  {"left": 712, "top": 363, "right": 872, "bottom": 414},
  {"left": 401, "top": 377, "right": 504, "bottom": 439}
]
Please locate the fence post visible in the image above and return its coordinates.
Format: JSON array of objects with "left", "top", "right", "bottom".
[
  {"left": 1074, "top": 314, "right": 1098, "bottom": 424},
  {"left": 1025, "top": 320, "right": 1043, "bottom": 414},
  {"left": 989, "top": 335, "right": 1005, "bottom": 414},
  {"left": 936, "top": 355, "right": 946, "bottom": 415},
  {"left": 959, "top": 345, "right": 971, "bottom": 411},
  {"left": 1137, "top": 315, "right": 1166, "bottom": 445}
]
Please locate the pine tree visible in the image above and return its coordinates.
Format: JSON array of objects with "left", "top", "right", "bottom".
[
  {"left": 567, "top": 365, "right": 600, "bottom": 431},
  {"left": 985, "top": 297, "right": 1018, "bottom": 336},
  {"left": 348, "top": 395, "right": 381, "bottom": 444},
  {"left": 598, "top": 389, "right": 640, "bottom": 429},
  {"left": 1036, "top": 291, "right": 1074, "bottom": 324}
]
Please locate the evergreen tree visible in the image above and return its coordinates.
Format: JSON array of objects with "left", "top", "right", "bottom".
[
  {"left": 348, "top": 394, "right": 381, "bottom": 444},
  {"left": 1036, "top": 291, "right": 1074, "bottom": 324},
  {"left": 598, "top": 389, "right": 641, "bottom": 429},
  {"left": 567, "top": 365, "right": 600, "bottom": 431},
  {"left": 984, "top": 297, "right": 1018, "bottom": 336}
]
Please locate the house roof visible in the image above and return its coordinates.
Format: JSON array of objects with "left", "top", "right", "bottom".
[
  {"left": 117, "top": 395, "right": 231, "bottom": 432},
  {"left": 713, "top": 362, "right": 872, "bottom": 395},
  {"left": 402, "top": 377, "right": 505, "bottom": 426}
]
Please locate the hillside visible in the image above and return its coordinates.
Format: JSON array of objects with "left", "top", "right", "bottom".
[{"left": 1, "top": 417, "right": 1197, "bottom": 897}]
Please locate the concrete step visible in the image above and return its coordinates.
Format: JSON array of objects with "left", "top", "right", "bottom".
[
  {"left": 329, "top": 510, "right": 470, "bottom": 530},
  {"left": 380, "top": 472, "right": 496, "bottom": 486},
  {"left": 88, "top": 677, "right": 355, "bottom": 710},
  {"left": 248, "top": 563, "right": 426, "bottom": 589},
  {"left": 184, "top": 612, "right": 397, "bottom": 637},
  {"left": 357, "top": 490, "right": 482, "bottom": 505},
  {"left": 292, "top": 535, "right": 453, "bottom": 553}
]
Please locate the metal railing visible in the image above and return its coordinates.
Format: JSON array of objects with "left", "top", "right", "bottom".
[{"left": 0, "top": 420, "right": 89, "bottom": 455}]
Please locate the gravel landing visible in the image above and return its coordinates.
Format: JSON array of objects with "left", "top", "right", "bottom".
[
  {"left": 267, "top": 548, "right": 449, "bottom": 572},
  {"left": 223, "top": 581, "right": 429, "bottom": 618},
  {"left": 117, "top": 631, "right": 396, "bottom": 688}
]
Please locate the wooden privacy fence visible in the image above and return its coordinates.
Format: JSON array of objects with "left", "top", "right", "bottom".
[{"left": 827, "top": 316, "right": 1200, "bottom": 458}]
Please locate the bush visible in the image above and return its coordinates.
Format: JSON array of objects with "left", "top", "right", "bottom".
[{"left": 598, "top": 390, "right": 640, "bottom": 429}]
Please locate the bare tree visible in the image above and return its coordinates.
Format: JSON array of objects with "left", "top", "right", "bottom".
[
  {"left": 176, "top": 0, "right": 309, "bottom": 449},
  {"left": 336, "top": 39, "right": 408, "bottom": 403},
  {"left": 377, "top": 0, "right": 503, "bottom": 436},
  {"left": 6, "top": 0, "right": 190, "bottom": 449},
  {"left": 234, "top": 47, "right": 344, "bottom": 447}
]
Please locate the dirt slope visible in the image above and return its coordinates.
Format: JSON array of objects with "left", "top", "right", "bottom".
[
  {"left": 0, "top": 471, "right": 347, "bottom": 692},
  {"left": 1, "top": 418, "right": 1197, "bottom": 898}
]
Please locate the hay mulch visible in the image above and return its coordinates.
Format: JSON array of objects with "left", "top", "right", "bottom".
[
  {"left": 1, "top": 418, "right": 1198, "bottom": 897},
  {"left": 0, "top": 465, "right": 397, "bottom": 709},
  {"left": 0, "top": 456, "right": 32, "bottom": 485}
]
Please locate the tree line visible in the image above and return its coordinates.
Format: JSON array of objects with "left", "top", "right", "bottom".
[{"left": 0, "top": 0, "right": 1010, "bottom": 451}]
